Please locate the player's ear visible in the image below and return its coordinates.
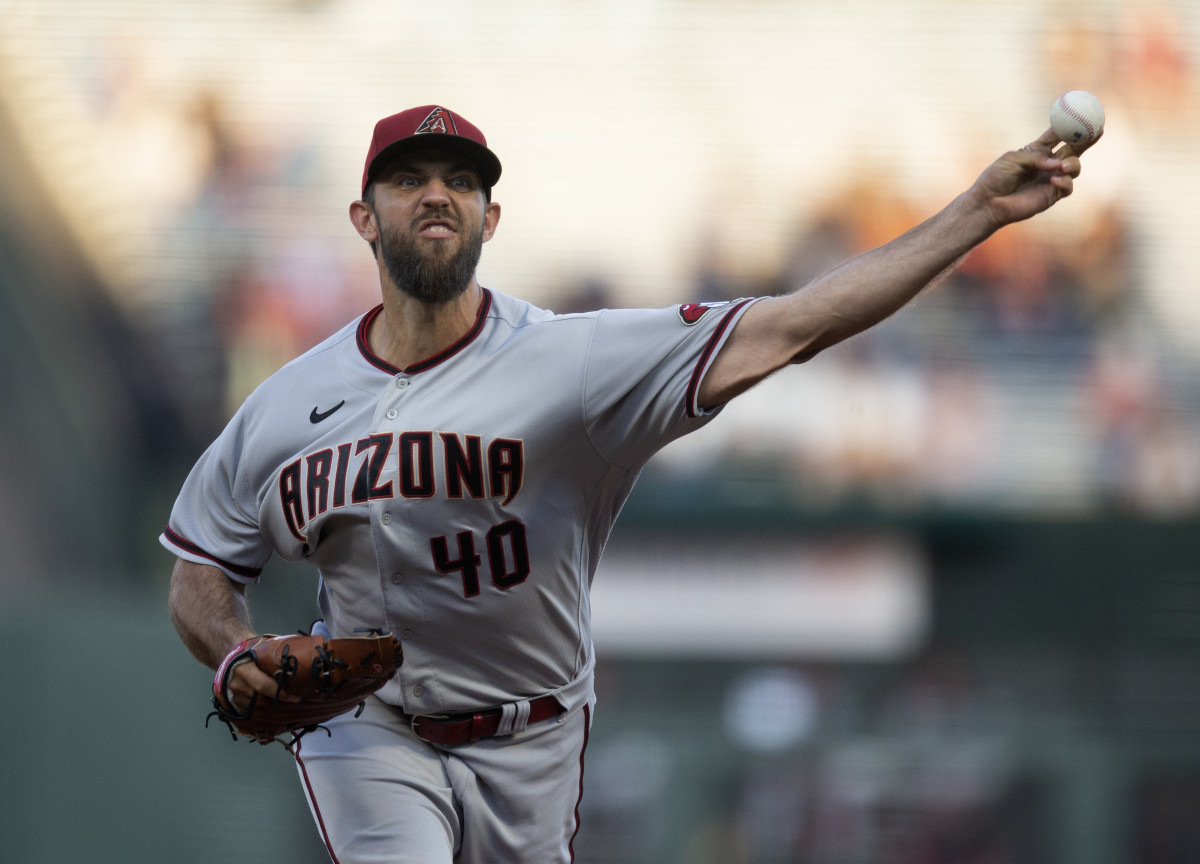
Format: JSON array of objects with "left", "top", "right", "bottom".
[
  {"left": 482, "top": 200, "right": 501, "bottom": 243},
  {"left": 349, "top": 199, "right": 378, "bottom": 244}
]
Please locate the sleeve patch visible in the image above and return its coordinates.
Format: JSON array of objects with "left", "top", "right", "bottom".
[{"left": 678, "top": 299, "right": 743, "bottom": 326}]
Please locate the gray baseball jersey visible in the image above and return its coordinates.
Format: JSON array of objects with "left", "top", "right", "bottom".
[{"left": 161, "top": 288, "right": 757, "bottom": 717}]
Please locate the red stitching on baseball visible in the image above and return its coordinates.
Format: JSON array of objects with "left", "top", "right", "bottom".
[{"left": 1057, "top": 96, "right": 1096, "bottom": 140}]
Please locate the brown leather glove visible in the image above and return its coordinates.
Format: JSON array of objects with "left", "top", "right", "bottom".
[{"left": 208, "top": 628, "right": 402, "bottom": 747}]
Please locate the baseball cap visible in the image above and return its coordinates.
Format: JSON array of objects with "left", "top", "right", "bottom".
[{"left": 361, "top": 105, "right": 502, "bottom": 197}]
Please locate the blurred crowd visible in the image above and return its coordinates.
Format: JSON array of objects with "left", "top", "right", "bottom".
[
  {"left": 3, "top": 0, "right": 1199, "bottom": 522},
  {"left": 159, "top": 5, "right": 1200, "bottom": 515},
  {"left": 649, "top": 174, "right": 1200, "bottom": 516},
  {"left": 2, "top": 4, "right": 1198, "bottom": 863}
]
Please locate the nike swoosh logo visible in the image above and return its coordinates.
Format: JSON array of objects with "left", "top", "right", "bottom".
[{"left": 309, "top": 401, "right": 346, "bottom": 424}]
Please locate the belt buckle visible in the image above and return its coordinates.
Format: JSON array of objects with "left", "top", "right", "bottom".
[{"left": 410, "top": 712, "right": 448, "bottom": 742}]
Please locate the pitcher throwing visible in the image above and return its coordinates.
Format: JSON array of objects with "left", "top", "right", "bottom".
[{"left": 163, "top": 104, "right": 1095, "bottom": 863}]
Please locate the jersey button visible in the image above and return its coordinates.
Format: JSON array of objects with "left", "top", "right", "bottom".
[
  {"left": 396, "top": 378, "right": 410, "bottom": 389},
  {"left": 386, "top": 409, "right": 398, "bottom": 419},
  {"left": 390, "top": 573, "right": 404, "bottom": 585},
  {"left": 401, "top": 628, "right": 414, "bottom": 640},
  {"left": 381, "top": 513, "right": 392, "bottom": 525},
  {"left": 412, "top": 685, "right": 424, "bottom": 697}
]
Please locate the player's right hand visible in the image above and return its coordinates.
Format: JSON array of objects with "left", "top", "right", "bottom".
[
  {"left": 228, "top": 659, "right": 301, "bottom": 712},
  {"left": 216, "top": 637, "right": 301, "bottom": 714},
  {"left": 972, "top": 128, "right": 1084, "bottom": 229}
]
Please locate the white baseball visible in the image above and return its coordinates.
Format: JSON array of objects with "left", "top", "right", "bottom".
[{"left": 1050, "top": 90, "right": 1105, "bottom": 147}]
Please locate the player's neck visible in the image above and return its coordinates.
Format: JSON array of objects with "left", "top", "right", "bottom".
[{"left": 369, "top": 282, "right": 484, "bottom": 370}]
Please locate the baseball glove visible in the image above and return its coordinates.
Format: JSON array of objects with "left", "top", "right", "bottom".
[{"left": 207, "top": 627, "right": 403, "bottom": 747}]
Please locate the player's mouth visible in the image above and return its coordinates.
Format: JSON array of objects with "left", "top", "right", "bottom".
[{"left": 417, "top": 219, "right": 458, "bottom": 238}]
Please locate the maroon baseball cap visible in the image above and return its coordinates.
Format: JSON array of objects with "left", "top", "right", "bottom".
[{"left": 361, "top": 105, "right": 502, "bottom": 197}]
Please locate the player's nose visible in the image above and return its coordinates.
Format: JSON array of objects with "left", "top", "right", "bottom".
[{"left": 418, "top": 178, "right": 453, "bottom": 207}]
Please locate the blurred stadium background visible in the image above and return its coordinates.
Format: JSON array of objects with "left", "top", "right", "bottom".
[{"left": 3, "top": 0, "right": 1200, "bottom": 862}]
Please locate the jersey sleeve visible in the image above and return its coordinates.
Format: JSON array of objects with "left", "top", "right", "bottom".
[
  {"left": 159, "top": 406, "right": 271, "bottom": 583},
  {"left": 582, "top": 298, "right": 759, "bottom": 469}
]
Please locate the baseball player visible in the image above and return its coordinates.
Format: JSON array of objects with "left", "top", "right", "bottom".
[{"left": 163, "top": 104, "right": 1092, "bottom": 863}]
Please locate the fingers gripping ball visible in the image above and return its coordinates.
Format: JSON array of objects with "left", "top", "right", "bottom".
[
  {"left": 1050, "top": 90, "right": 1105, "bottom": 147},
  {"left": 208, "top": 629, "right": 403, "bottom": 747}
]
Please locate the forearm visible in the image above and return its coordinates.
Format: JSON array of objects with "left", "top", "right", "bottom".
[
  {"left": 700, "top": 192, "right": 992, "bottom": 406},
  {"left": 699, "top": 134, "right": 1081, "bottom": 408},
  {"left": 168, "top": 559, "right": 258, "bottom": 669},
  {"left": 782, "top": 189, "right": 994, "bottom": 362},
  {"left": 781, "top": 131, "right": 1086, "bottom": 362}
]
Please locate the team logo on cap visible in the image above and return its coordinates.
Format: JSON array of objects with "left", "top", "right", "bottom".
[{"left": 415, "top": 107, "right": 458, "bottom": 136}]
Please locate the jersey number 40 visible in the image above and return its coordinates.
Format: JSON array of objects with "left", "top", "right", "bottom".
[{"left": 431, "top": 520, "right": 530, "bottom": 598}]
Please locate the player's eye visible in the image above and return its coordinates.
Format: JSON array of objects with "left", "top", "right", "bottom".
[{"left": 449, "top": 176, "right": 473, "bottom": 191}]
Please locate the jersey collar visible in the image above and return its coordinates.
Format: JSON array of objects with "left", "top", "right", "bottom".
[{"left": 356, "top": 288, "right": 493, "bottom": 376}]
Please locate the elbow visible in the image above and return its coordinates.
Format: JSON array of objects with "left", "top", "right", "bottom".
[
  {"left": 787, "top": 315, "right": 863, "bottom": 364},
  {"left": 788, "top": 333, "right": 835, "bottom": 365}
]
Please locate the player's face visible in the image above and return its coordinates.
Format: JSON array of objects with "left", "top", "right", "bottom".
[{"left": 370, "top": 152, "right": 497, "bottom": 305}]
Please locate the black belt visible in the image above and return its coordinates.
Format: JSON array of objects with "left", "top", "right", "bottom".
[{"left": 405, "top": 695, "right": 562, "bottom": 745}]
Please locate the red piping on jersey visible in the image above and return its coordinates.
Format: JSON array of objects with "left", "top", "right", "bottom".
[
  {"left": 295, "top": 703, "right": 590, "bottom": 863},
  {"left": 356, "top": 289, "right": 494, "bottom": 375},
  {"left": 684, "top": 298, "right": 756, "bottom": 418},
  {"left": 293, "top": 738, "right": 343, "bottom": 864},
  {"left": 162, "top": 527, "right": 263, "bottom": 579},
  {"left": 568, "top": 703, "right": 591, "bottom": 863}
]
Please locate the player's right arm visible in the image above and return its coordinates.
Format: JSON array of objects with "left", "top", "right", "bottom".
[
  {"left": 168, "top": 559, "right": 283, "bottom": 710},
  {"left": 698, "top": 130, "right": 1087, "bottom": 409}
]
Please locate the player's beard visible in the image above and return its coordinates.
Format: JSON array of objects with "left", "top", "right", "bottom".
[{"left": 377, "top": 211, "right": 484, "bottom": 305}]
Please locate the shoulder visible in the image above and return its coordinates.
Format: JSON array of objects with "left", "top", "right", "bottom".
[
  {"left": 484, "top": 289, "right": 597, "bottom": 328},
  {"left": 591, "top": 297, "right": 757, "bottom": 338},
  {"left": 228, "top": 312, "right": 373, "bottom": 449},
  {"left": 242, "top": 314, "right": 364, "bottom": 400},
  {"left": 484, "top": 289, "right": 744, "bottom": 332},
  {"left": 479, "top": 292, "right": 757, "bottom": 354},
  {"left": 276, "top": 314, "right": 364, "bottom": 375},
  {"left": 479, "top": 290, "right": 608, "bottom": 356}
]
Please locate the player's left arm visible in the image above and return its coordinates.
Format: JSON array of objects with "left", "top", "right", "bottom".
[
  {"left": 168, "top": 558, "right": 284, "bottom": 711},
  {"left": 699, "top": 129, "right": 1089, "bottom": 409}
]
